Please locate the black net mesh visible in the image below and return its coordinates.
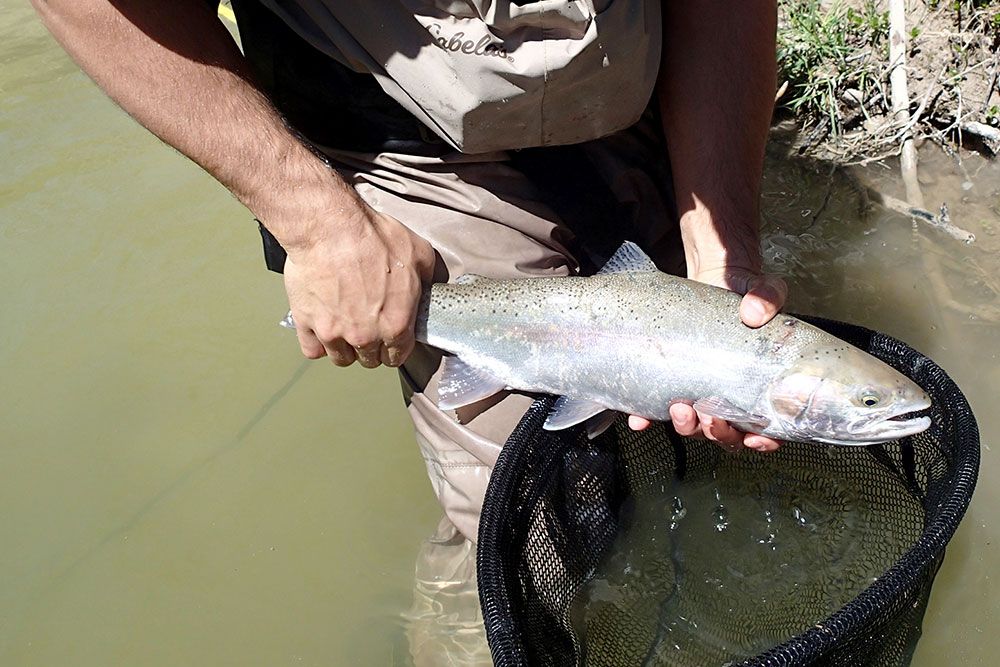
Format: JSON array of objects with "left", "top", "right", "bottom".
[{"left": 477, "top": 318, "right": 979, "bottom": 667}]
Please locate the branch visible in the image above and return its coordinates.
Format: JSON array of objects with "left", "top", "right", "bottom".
[{"left": 888, "top": 0, "right": 924, "bottom": 209}]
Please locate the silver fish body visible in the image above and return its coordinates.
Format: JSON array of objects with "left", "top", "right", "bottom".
[{"left": 414, "top": 243, "right": 931, "bottom": 446}]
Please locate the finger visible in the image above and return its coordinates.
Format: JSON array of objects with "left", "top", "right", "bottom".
[
  {"left": 669, "top": 403, "right": 702, "bottom": 437},
  {"left": 353, "top": 343, "right": 382, "bottom": 369},
  {"left": 384, "top": 333, "right": 415, "bottom": 368},
  {"left": 379, "top": 343, "right": 394, "bottom": 368},
  {"left": 327, "top": 339, "right": 357, "bottom": 367},
  {"left": 739, "top": 275, "right": 788, "bottom": 328},
  {"left": 699, "top": 414, "right": 744, "bottom": 448},
  {"left": 628, "top": 415, "right": 651, "bottom": 431},
  {"left": 745, "top": 435, "right": 782, "bottom": 452},
  {"left": 296, "top": 328, "right": 327, "bottom": 360}
]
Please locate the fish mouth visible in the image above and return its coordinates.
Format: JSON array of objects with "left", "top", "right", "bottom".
[
  {"left": 848, "top": 397, "right": 933, "bottom": 444},
  {"left": 873, "top": 413, "right": 932, "bottom": 438}
]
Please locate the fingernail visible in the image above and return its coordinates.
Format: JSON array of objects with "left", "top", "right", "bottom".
[
  {"left": 745, "top": 298, "right": 767, "bottom": 322},
  {"left": 746, "top": 437, "right": 776, "bottom": 451}
]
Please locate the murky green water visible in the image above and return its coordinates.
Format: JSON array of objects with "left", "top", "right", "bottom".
[
  {"left": 2, "top": 3, "right": 999, "bottom": 665},
  {"left": 0, "top": 4, "right": 441, "bottom": 665}
]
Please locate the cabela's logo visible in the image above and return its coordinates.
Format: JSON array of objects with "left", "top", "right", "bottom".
[{"left": 426, "top": 23, "right": 508, "bottom": 58}]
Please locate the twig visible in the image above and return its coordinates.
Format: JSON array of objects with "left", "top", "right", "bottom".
[
  {"left": 984, "top": 55, "right": 998, "bottom": 112},
  {"left": 775, "top": 80, "right": 789, "bottom": 103},
  {"left": 807, "top": 164, "right": 838, "bottom": 229},
  {"left": 960, "top": 121, "right": 1000, "bottom": 154},
  {"left": 956, "top": 84, "right": 964, "bottom": 150},
  {"left": 844, "top": 150, "right": 898, "bottom": 166},
  {"left": 887, "top": 79, "right": 939, "bottom": 142},
  {"left": 866, "top": 189, "right": 975, "bottom": 243},
  {"left": 888, "top": 0, "right": 924, "bottom": 209}
]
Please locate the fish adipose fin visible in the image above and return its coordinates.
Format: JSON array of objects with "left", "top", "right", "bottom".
[
  {"left": 692, "top": 397, "right": 769, "bottom": 429},
  {"left": 437, "top": 356, "right": 507, "bottom": 410},
  {"left": 543, "top": 396, "right": 610, "bottom": 431},
  {"left": 597, "top": 241, "right": 659, "bottom": 275}
]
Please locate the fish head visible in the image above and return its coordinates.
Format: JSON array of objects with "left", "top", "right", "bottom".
[{"left": 762, "top": 342, "right": 932, "bottom": 446}]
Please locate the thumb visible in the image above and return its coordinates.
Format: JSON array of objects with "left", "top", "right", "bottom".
[{"left": 738, "top": 274, "right": 787, "bottom": 328}]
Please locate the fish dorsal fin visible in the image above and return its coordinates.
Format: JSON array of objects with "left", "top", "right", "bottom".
[
  {"left": 437, "top": 356, "right": 507, "bottom": 410},
  {"left": 597, "top": 241, "right": 659, "bottom": 275},
  {"left": 692, "top": 397, "right": 769, "bottom": 429},
  {"left": 543, "top": 396, "right": 610, "bottom": 431},
  {"left": 454, "top": 273, "right": 486, "bottom": 285}
]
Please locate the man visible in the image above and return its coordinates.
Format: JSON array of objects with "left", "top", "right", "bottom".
[{"left": 32, "top": 0, "right": 786, "bottom": 544}]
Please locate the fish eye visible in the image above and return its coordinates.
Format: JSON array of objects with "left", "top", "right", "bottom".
[{"left": 861, "top": 393, "right": 881, "bottom": 407}]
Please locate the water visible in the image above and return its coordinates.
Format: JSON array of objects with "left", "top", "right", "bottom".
[
  {"left": 0, "top": 4, "right": 441, "bottom": 665},
  {"left": 3, "top": 3, "right": 1000, "bottom": 665},
  {"left": 758, "top": 139, "right": 1000, "bottom": 667},
  {"left": 576, "top": 446, "right": 925, "bottom": 665}
]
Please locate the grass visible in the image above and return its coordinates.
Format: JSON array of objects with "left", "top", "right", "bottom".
[
  {"left": 777, "top": 0, "right": 1000, "bottom": 157},
  {"left": 777, "top": 0, "right": 889, "bottom": 137}
]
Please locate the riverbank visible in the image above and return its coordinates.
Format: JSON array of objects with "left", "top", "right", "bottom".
[{"left": 777, "top": 0, "right": 1000, "bottom": 160}]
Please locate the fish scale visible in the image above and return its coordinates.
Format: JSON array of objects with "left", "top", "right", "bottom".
[{"left": 418, "top": 270, "right": 795, "bottom": 419}]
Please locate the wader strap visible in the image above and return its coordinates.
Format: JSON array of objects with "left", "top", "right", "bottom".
[{"left": 257, "top": 220, "right": 287, "bottom": 274}]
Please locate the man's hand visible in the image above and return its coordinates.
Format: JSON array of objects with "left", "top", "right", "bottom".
[
  {"left": 696, "top": 267, "right": 787, "bottom": 332},
  {"left": 29, "top": 0, "right": 437, "bottom": 372},
  {"left": 636, "top": 0, "right": 781, "bottom": 451},
  {"left": 625, "top": 267, "right": 787, "bottom": 452},
  {"left": 283, "top": 205, "right": 435, "bottom": 369}
]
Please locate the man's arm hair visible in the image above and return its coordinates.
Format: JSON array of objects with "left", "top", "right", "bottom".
[
  {"left": 657, "top": 0, "right": 778, "bottom": 280},
  {"left": 30, "top": 0, "right": 358, "bottom": 251}
]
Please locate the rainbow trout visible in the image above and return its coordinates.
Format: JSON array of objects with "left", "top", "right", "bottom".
[{"left": 412, "top": 242, "right": 931, "bottom": 445}]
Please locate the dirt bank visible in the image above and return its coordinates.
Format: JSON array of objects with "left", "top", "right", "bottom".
[{"left": 777, "top": 0, "right": 1000, "bottom": 161}]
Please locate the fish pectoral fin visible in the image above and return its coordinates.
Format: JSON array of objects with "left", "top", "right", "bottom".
[
  {"left": 691, "top": 397, "right": 769, "bottom": 429},
  {"left": 437, "top": 356, "right": 508, "bottom": 410},
  {"left": 597, "top": 241, "right": 659, "bottom": 275},
  {"left": 543, "top": 396, "right": 610, "bottom": 431}
]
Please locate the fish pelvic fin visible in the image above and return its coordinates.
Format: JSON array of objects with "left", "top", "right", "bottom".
[
  {"left": 584, "top": 410, "right": 617, "bottom": 439},
  {"left": 543, "top": 396, "right": 610, "bottom": 431},
  {"left": 597, "top": 241, "right": 659, "bottom": 275},
  {"left": 436, "top": 356, "right": 508, "bottom": 410}
]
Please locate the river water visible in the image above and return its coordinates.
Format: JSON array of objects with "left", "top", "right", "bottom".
[
  {"left": 1, "top": 3, "right": 998, "bottom": 666},
  {"left": 758, "top": 132, "right": 1000, "bottom": 667}
]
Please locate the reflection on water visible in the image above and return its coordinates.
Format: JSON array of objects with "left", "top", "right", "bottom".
[
  {"left": 3, "top": 1, "right": 999, "bottom": 665},
  {"left": 404, "top": 519, "right": 492, "bottom": 667}
]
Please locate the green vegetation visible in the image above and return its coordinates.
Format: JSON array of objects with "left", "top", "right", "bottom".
[
  {"left": 777, "top": 0, "right": 1000, "bottom": 158},
  {"left": 777, "top": 0, "right": 888, "bottom": 137}
]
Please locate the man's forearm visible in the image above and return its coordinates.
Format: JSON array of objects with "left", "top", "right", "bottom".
[
  {"left": 658, "top": 0, "right": 777, "bottom": 277},
  {"left": 31, "top": 0, "right": 358, "bottom": 251}
]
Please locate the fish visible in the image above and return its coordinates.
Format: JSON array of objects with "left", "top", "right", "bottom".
[{"left": 411, "top": 242, "right": 932, "bottom": 446}]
